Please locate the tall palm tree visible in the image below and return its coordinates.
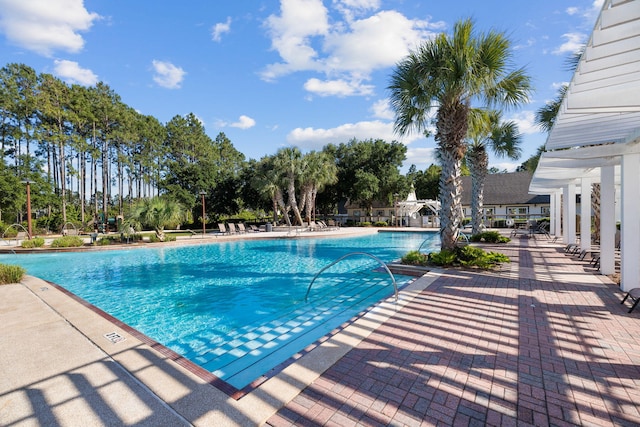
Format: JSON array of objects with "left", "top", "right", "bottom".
[
  {"left": 389, "top": 18, "right": 531, "bottom": 250},
  {"left": 467, "top": 110, "right": 522, "bottom": 234},
  {"left": 253, "top": 156, "right": 285, "bottom": 225},
  {"left": 299, "top": 151, "right": 338, "bottom": 223},
  {"left": 273, "top": 147, "right": 304, "bottom": 226}
]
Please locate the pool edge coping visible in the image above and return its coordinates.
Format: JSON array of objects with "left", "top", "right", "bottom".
[{"left": 17, "top": 268, "right": 441, "bottom": 426}]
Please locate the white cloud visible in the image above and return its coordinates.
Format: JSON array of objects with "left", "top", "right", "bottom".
[
  {"left": 506, "top": 111, "right": 539, "bottom": 135},
  {"left": 287, "top": 119, "right": 424, "bottom": 151},
  {"left": 230, "top": 115, "right": 256, "bottom": 129},
  {"left": 304, "top": 77, "right": 373, "bottom": 97},
  {"left": 333, "top": 0, "right": 380, "bottom": 22},
  {"left": 323, "top": 11, "right": 438, "bottom": 73},
  {"left": 53, "top": 59, "right": 98, "bottom": 85},
  {"left": 212, "top": 17, "right": 231, "bottom": 42},
  {"left": 552, "top": 32, "right": 586, "bottom": 55},
  {"left": 0, "top": 0, "right": 99, "bottom": 56},
  {"left": 261, "top": 1, "right": 442, "bottom": 98},
  {"left": 151, "top": 60, "right": 186, "bottom": 89},
  {"left": 404, "top": 146, "right": 437, "bottom": 171},
  {"left": 566, "top": 7, "right": 579, "bottom": 15},
  {"left": 262, "top": 0, "right": 330, "bottom": 81},
  {"left": 371, "top": 99, "right": 393, "bottom": 120}
]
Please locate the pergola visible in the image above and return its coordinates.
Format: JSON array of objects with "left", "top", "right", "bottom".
[{"left": 529, "top": 0, "right": 640, "bottom": 291}]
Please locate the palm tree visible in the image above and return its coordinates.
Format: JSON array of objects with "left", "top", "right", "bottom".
[
  {"left": 389, "top": 18, "right": 531, "bottom": 250},
  {"left": 467, "top": 110, "right": 522, "bottom": 234},
  {"left": 273, "top": 147, "right": 304, "bottom": 226},
  {"left": 299, "top": 151, "right": 338, "bottom": 224},
  {"left": 127, "top": 197, "right": 184, "bottom": 241},
  {"left": 253, "top": 156, "right": 285, "bottom": 225}
]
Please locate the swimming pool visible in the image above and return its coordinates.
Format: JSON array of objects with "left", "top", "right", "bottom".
[{"left": 1, "top": 230, "right": 438, "bottom": 390}]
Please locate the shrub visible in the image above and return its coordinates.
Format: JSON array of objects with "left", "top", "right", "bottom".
[
  {"left": 401, "top": 250, "right": 429, "bottom": 266},
  {"left": 51, "top": 235, "right": 84, "bottom": 248},
  {"left": 0, "top": 264, "right": 26, "bottom": 284},
  {"left": 97, "top": 237, "right": 114, "bottom": 245},
  {"left": 149, "top": 234, "right": 176, "bottom": 243},
  {"left": 374, "top": 221, "right": 388, "bottom": 227},
  {"left": 21, "top": 237, "right": 45, "bottom": 248},
  {"left": 409, "top": 246, "right": 510, "bottom": 269},
  {"left": 470, "top": 231, "right": 510, "bottom": 243},
  {"left": 428, "top": 249, "right": 458, "bottom": 266}
]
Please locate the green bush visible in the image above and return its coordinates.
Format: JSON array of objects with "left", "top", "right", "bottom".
[
  {"left": 20, "top": 237, "right": 45, "bottom": 248},
  {"left": 401, "top": 250, "right": 429, "bottom": 266},
  {"left": 51, "top": 235, "right": 84, "bottom": 248},
  {"left": 374, "top": 221, "right": 388, "bottom": 227},
  {"left": 470, "top": 231, "right": 510, "bottom": 243},
  {"left": 428, "top": 249, "right": 458, "bottom": 266},
  {"left": 149, "top": 234, "right": 177, "bottom": 243},
  {"left": 0, "top": 264, "right": 26, "bottom": 284},
  {"left": 407, "top": 246, "right": 510, "bottom": 269}
]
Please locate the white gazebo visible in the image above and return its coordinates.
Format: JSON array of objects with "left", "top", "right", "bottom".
[
  {"left": 529, "top": 0, "right": 640, "bottom": 291},
  {"left": 397, "top": 186, "right": 440, "bottom": 226}
]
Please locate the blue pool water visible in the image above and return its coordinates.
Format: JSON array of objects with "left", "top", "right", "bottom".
[{"left": 1, "top": 231, "right": 438, "bottom": 389}]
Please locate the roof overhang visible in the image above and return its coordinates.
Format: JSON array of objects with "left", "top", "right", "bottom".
[{"left": 530, "top": 0, "right": 640, "bottom": 194}]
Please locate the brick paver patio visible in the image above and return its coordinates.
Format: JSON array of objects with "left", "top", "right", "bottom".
[{"left": 266, "top": 236, "right": 640, "bottom": 426}]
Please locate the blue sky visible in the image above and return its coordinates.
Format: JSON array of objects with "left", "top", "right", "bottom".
[{"left": 0, "top": 0, "right": 602, "bottom": 172}]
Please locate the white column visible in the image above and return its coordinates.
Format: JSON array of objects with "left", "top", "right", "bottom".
[
  {"left": 621, "top": 153, "right": 640, "bottom": 291},
  {"left": 552, "top": 191, "right": 562, "bottom": 237},
  {"left": 581, "top": 178, "right": 592, "bottom": 252},
  {"left": 600, "top": 166, "right": 616, "bottom": 275},
  {"left": 563, "top": 184, "right": 577, "bottom": 244}
]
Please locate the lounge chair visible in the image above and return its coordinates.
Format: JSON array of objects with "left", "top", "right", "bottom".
[
  {"left": 621, "top": 288, "right": 640, "bottom": 313},
  {"left": 217, "top": 223, "right": 229, "bottom": 235},
  {"left": 237, "top": 223, "right": 247, "bottom": 233},
  {"left": 227, "top": 223, "right": 238, "bottom": 234}
]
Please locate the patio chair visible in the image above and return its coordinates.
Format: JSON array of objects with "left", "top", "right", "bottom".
[
  {"left": 237, "top": 223, "right": 247, "bottom": 233},
  {"left": 227, "top": 223, "right": 238, "bottom": 234},
  {"left": 621, "top": 288, "right": 640, "bottom": 313},
  {"left": 217, "top": 223, "right": 229, "bottom": 235}
]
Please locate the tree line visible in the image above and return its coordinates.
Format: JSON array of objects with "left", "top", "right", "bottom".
[{"left": 0, "top": 62, "right": 423, "bottom": 233}]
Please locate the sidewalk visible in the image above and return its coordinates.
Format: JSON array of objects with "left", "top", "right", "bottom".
[{"left": 266, "top": 235, "right": 640, "bottom": 426}]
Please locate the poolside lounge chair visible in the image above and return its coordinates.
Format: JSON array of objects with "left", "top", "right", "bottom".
[
  {"left": 237, "top": 223, "right": 247, "bottom": 233},
  {"left": 227, "top": 223, "right": 238, "bottom": 234},
  {"left": 217, "top": 223, "right": 229, "bottom": 235},
  {"left": 621, "top": 288, "right": 640, "bottom": 313}
]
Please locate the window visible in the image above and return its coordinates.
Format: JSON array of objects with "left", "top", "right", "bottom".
[
  {"left": 507, "top": 206, "right": 528, "bottom": 219},
  {"left": 484, "top": 207, "right": 495, "bottom": 215},
  {"left": 377, "top": 210, "right": 384, "bottom": 216},
  {"left": 541, "top": 206, "right": 550, "bottom": 215},
  {"left": 354, "top": 210, "right": 361, "bottom": 217}
]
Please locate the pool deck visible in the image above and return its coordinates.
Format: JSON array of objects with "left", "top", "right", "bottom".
[{"left": 2, "top": 229, "right": 640, "bottom": 426}]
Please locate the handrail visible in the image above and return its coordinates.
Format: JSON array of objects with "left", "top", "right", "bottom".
[
  {"left": 417, "top": 237, "right": 433, "bottom": 253},
  {"left": 305, "top": 252, "right": 398, "bottom": 303},
  {"left": 1, "top": 223, "right": 30, "bottom": 240}
]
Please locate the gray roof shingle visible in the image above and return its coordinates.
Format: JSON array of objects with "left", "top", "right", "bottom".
[{"left": 461, "top": 172, "right": 549, "bottom": 206}]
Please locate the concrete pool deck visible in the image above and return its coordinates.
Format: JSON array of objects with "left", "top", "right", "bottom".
[{"left": 2, "top": 230, "right": 640, "bottom": 426}]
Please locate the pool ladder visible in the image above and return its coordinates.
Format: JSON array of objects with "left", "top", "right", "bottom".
[{"left": 305, "top": 252, "right": 398, "bottom": 303}]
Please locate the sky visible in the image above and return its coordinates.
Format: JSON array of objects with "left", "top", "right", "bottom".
[{"left": 0, "top": 0, "right": 603, "bottom": 173}]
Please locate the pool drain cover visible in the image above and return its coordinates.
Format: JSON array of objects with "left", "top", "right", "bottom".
[{"left": 104, "top": 332, "right": 125, "bottom": 343}]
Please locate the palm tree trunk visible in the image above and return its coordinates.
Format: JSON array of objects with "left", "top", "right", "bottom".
[
  {"left": 468, "top": 148, "right": 489, "bottom": 235},
  {"left": 439, "top": 149, "right": 463, "bottom": 250}
]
